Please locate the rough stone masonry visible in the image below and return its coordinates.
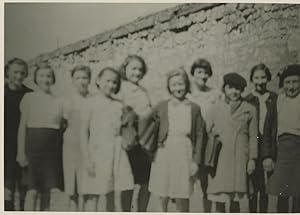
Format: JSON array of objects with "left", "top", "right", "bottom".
[{"left": 26, "top": 3, "right": 300, "bottom": 104}]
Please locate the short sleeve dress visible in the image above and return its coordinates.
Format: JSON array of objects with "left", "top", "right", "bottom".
[
  {"left": 20, "top": 91, "right": 64, "bottom": 192},
  {"left": 81, "top": 94, "right": 134, "bottom": 194}
]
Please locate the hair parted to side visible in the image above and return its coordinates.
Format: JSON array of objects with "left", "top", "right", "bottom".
[
  {"left": 250, "top": 63, "right": 272, "bottom": 82},
  {"left": 5, "top": 58, "right": 29, "bottom": 78},
  {"left": 190, "top": 58, "right": 212, "bottom": 77},
  {"left": 34, "top": 63, "right": 56, "bottom": 85},
  {"left": 166, "top": 67, "right": 191, "bottom": 94},
  {"left": 119, "top": 55, "right": 147, "bottom": 80},
  {"left": 96, "top": 67, "right": 121, "bottom": 94},
  {"left": 70, "top": 65, "right": 92, "bottom": 79}
]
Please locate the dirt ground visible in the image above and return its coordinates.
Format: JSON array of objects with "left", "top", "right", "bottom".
[{"left": 18, "top": 180, "right": 279, "bottom": 212}]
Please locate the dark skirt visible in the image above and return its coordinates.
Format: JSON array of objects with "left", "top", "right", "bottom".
[
  {"left": 26, "top": 128, "right": 64, "bottom": 192},
  {"left": 267, "top": 133, "right": 300, "bottom": 197},
  {"left": 127, "top": 144, "right": 151, "bottom": 185}
]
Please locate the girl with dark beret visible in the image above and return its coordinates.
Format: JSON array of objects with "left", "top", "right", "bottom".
[
  {"left": 266, "top": 64, "right": 300, "bottom": 212},
  {"left": 206, "top": 73, "right": 258, "bottom": 212}
]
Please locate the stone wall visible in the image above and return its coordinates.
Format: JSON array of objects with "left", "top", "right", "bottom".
[{"left": 26, "top": 3, "right": 300, "bottom": 103}]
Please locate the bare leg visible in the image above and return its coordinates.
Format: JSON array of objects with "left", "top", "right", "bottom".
[
  {"left": 175, "top": 198, "right": 189, "bottom": 212},
  {"left": 24, "top": 189, "right": 38, "bottom": 211},
  {"left": 49, "top": 188, "right": 62, "bottom": 211},
  {"left": 78, "top": 195, "right": 84, "bottom": 211},
  {"left": 159, "top": 196, "right": 169, "bottom": 212},
  {"left": 121, "top": 189, "right": 134, "bottom": 212},
  {"left": 84, "top": 195, "right": 98, "bottom": 212},
  {"left": 69, "top": 195, "right": 78, "bottom": 211},
  {"left": 137, "top": 183, "right": 150, "bottom": 212}
]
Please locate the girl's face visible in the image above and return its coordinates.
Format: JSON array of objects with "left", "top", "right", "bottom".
[
  {"left": 96, "top": 70, "right": 119, "bottom": 97},
  {"left": 125, "top": 59, "right": 144, "bottom": 84},
  {"left": 252, "top": 69, "right": 268, "bottom": 93},
  {"left": 72, "top": 70, "right": 90, "bottom": 94},
  {"left": 36, "top": 68, "right": 54, "bottom": 92},
  {"left": 193, "top": 67, "right": 210, "bottom": 87},
  {"left": 169, "top": 75, "right": 187, "bottom": 100},
  {"left": 283, "top": 75, "right": 300, "bottom": 98},
  {"left": 7, "top": 63, "right": 27, "bottom": 87},
  {"left": 224, "top": 84, "right": 242, "bottom": 102}
]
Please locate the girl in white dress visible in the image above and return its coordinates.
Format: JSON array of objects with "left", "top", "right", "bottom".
[
  {"left": 148, "top": 68, "right": 205, "bottom": 212},
  {"left": 62, "top": 65, "right": 91, "bottom": 211},
  {"left": 81, "top": 67, "right": 134, "bottom": 211}
]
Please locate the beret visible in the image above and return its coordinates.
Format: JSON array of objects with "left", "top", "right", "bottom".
[
  {"left": 223, "top": 72, "right": 247, "bottom": 91},
  {"left": 279, "top": 64, "right": 300, "bottom": 88}
]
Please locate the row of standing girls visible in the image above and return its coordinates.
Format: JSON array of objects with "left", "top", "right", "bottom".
[{"left": 4, "top": 56, "right": 300, "bottom": 212}]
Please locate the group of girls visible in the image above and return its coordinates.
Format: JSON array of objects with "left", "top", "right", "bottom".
[{"left": 4, "top": 55, "right": 300, "bottom": 212}]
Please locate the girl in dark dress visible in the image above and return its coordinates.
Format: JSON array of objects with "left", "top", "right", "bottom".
[
  {"left": 4, "top": 58, "right": 32, "bottom": 211},
  {"left": 118, "top": 55, "right": 152, "bottom": 211},
  {"left": 245, "top": 63, "right": 277, "bottom": 212},
  {"left": 17, "top": 64, "right": 64, "bottom": 211},
  {"left": 266, "top": 64, "right": 300, "bottom": 212}
]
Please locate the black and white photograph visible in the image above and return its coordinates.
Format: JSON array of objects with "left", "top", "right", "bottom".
[{"left": 3, "top": 1, "right": 300, "bottom": 212}]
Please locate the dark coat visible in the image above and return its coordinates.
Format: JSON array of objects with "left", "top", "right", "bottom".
[
  {"left": 120, "top": 106, "right": 139, "bottom": 151},
  {"left": 245, "top": 91, "right": 278, "bottom": 161},
  {"left": 139, "top": 99, "right": 207, "bottom": 164}
]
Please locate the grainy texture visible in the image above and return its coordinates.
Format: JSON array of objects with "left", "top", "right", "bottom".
[
  {"left": 22, "top": 3, "right": 300, "bottom": 211},
  {"left": 26, "top": 3, "right": 300, "bottom": 103}
]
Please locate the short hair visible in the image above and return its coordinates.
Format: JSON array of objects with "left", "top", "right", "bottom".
[
  {"left": 96, "top": 67, "right": 121, "bottom": 94},
  {"left": 190, "top": 58, "right": 213, "bottom": 77},
  {"left": 166, "top": 67, "right": 191, "bottom": 95},
  {"left": 250, "top": 63, "right": 272, "bottom": 82},
  {"left": 34, "top": 63, "right": 56, "bottom": 85},
  {"left": 119, "top": 55, "right": 147, "bottom": 80},
  {"left": 5, "top": 58, "right": 28, "bottom": 78},
  {"left": 70, "top": 65, "right": 92, "bottom": 79}
]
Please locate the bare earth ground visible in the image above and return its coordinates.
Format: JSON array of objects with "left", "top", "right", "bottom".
[
  {"left": 45, "top": 180, "right": 206, "bottom": 212},
  {"left": 35, "top": 180, "right": 277, "bottom": 212}
]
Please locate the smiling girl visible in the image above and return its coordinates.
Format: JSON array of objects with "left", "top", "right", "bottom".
[
  {"left": 62, "top": 65, "right": 92, "bottom": 211},
  {"left": 5, "top": 58, "right": 32, "bottom": 211},
  {"left": 245, "top": 63, "right": 277, "bottom": 212},
  {"left": 267, "top": 64, "right": 300, "bottom": 212},
  {"left": 206, "top": 73, "right": 258, "bottom": 212},
  {"left": 148, "top": 68, "right": 206, "bottom": 212},
  {"left": 118, "top": 55, "right": 152, "bottom": 212},
  {"left": 17, "top": 64, "right": 64, "bottom": 211},
  {"left": 80, "top": 67, "right": 134, "bottom": 211}
]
